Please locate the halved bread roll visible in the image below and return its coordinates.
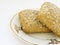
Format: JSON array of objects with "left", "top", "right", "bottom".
[
  {"left": 18, "top": 9, "right": 50, "bottom": 33},
  {"left": 37, "top": 2, "right": 60, "bottom": 37}
]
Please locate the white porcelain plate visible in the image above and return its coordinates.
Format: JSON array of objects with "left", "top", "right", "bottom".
[{"left": 10, "top": 13, "right": 60, "bottom": 45}]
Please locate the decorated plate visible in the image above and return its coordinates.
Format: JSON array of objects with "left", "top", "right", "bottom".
[{"left": 10, "top": 13, "right": 60, "bottom": 45}]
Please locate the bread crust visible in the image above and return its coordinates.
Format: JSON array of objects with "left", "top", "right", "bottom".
[
  {"left": 37, "top": 2, "right": 60, "bottom": 37},
  {"left": 19, "top": 9, "right": 50, "bottom": 33}
]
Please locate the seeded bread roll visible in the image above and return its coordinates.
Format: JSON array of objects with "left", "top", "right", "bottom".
[
  {"left": 37, "top": 2, "right": 60, "bottom": 37},
  {"left": 19, "top": 9, "right": 50, "bottom": 33}
]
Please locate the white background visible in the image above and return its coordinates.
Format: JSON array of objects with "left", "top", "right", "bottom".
[{"left": 0, "top": 0, "right": 60, "bottom": 45}]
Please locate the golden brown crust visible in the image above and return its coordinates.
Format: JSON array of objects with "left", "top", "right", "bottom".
[
  {"left": 37, "top": 2, "right": 60, "bottom": 37},
  {"left": 18, "top": 9, "right": 51, "bottom": 33}
]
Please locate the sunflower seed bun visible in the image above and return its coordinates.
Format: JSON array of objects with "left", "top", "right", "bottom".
[
  {"left": 37, "top": 2, "right": 60, "bottom": 37},
  {"left": 19, "top": 9, "right": 50, "bottom": 33}
]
